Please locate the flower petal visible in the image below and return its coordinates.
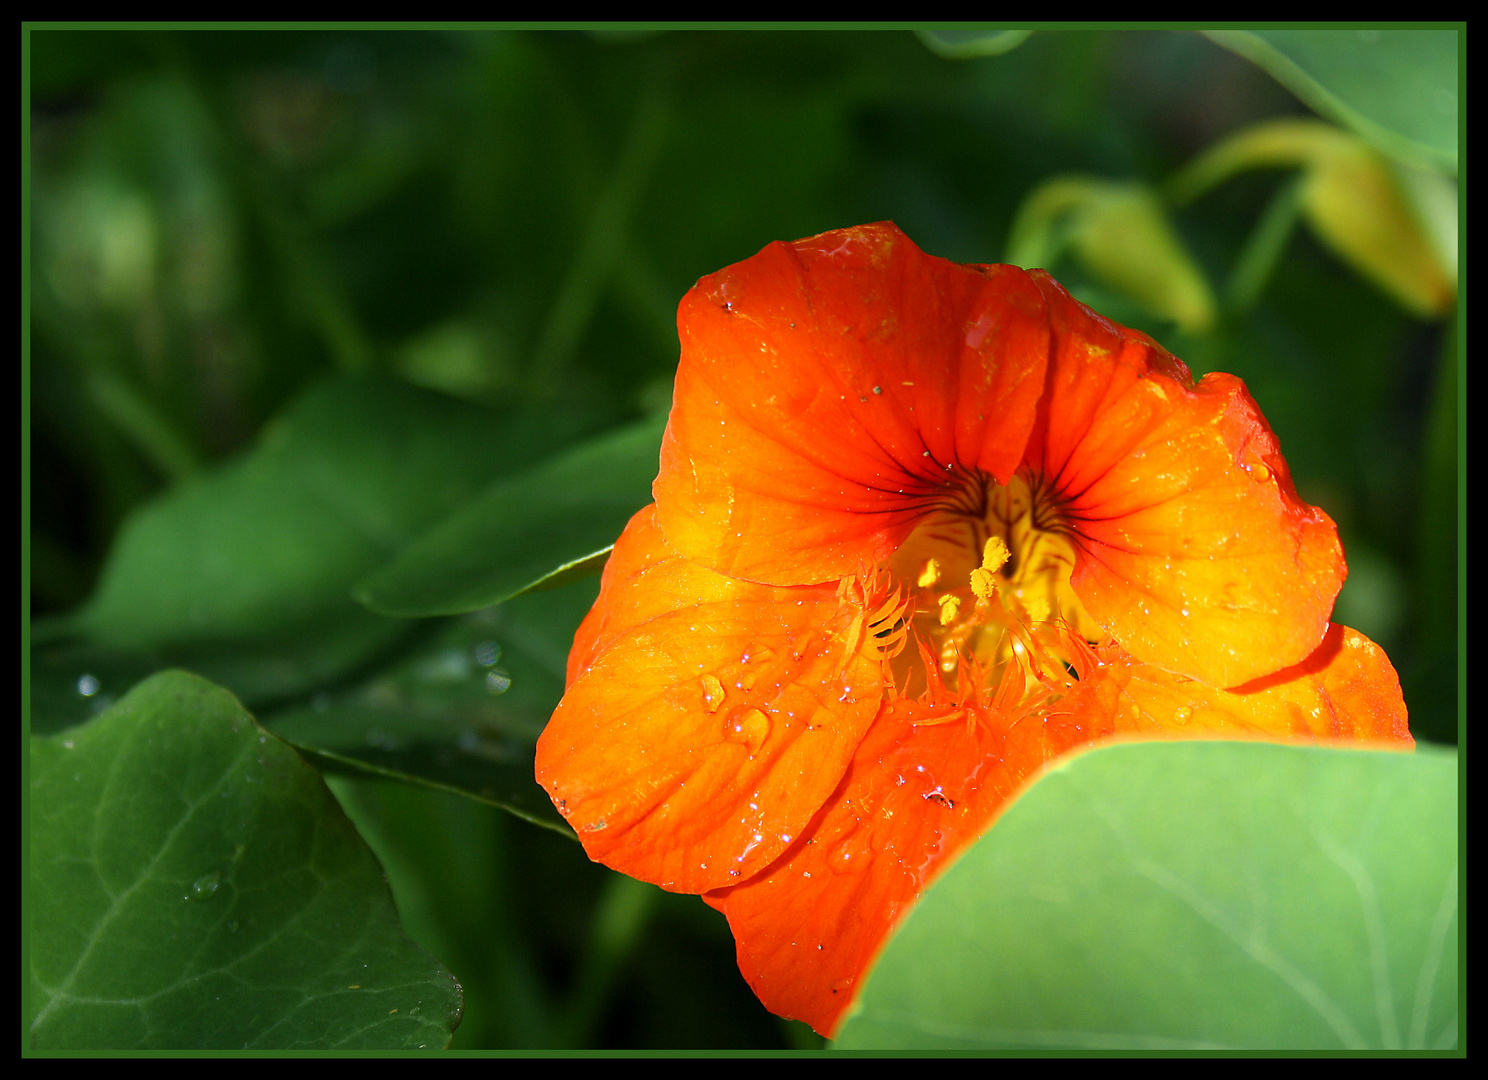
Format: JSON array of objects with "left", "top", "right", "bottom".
[
  {"left": 535, "top": 505, "right": 887, "bottom": 894},
  {"left": 1024, "top": 273, "right": 1346, "bottom": 687},
  {"left": 702, "top": 699, "right": 1051, "bottom": 1036},
  {"left": 655, "top": 222, "right": 1050, "bottom": 587},
  {"left": 702, "top": 666, "right": 1171, "bottom": 1038},
  {"left": 703, "top": 622, "right": 1408, "bottom": 1036},
  {"left": 1066, "top": 622, "right": 1412, "bottom": 744}
]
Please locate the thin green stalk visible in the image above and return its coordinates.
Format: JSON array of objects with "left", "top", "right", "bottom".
[
  {"left": 615, "top": 238, "right": 683, "bottom": 359},
  {"left": 1401, "top": 319, "right": 1459, "bottom": 745},
  {"left": 556, "top": 871, "right": 657, "bottom": 1047},
  {"left": 85, "top": 367, "right": 203, "bottom": 484},
  {"left": 325, "top": 777, "right": 556, "bottom": 1050},
  {"left": 528, "top": 80, "right": 671, "bottom": 395},
  {"left": 1223, "top": 174, "right": 1306, "bottom": 316},
  {"left": 160, "top": 33, "right": 376, "bottom": 373}
]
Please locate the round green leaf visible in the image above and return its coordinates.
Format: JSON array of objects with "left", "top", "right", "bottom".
[
  {"left": 27, "top": 670, "right": 463, "bottom": 1050},
  {"left": 834, "top": 741, "right": 1458, "bottom": 1050}
]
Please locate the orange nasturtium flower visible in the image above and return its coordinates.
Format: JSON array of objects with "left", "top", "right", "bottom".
[{"left": 535, "top": 222, "right": 1411, "bottom": 1036}]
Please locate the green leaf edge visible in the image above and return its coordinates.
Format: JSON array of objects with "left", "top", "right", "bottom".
[
  {"left": 834, "top": 739, "right": 1458, "bottom": 1051},
  {"left": 1204, "top": 30, "right": 1457, "bottom": 176}
]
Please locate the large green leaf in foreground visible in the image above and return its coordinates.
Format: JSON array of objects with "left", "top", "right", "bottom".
[
  {"left": 28, "top": 670, "right": 462, "bottom": 1050},
  {"left": 835, "top": 741, "right": 1457, "bottom": 1050}
]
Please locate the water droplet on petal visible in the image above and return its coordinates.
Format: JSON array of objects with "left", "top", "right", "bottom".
[
  {"left": 701, "top": 674, "right": 725, "bottom": 712},
  {"left": 724, "top": 708, "right": 771, "bottom": 753}
]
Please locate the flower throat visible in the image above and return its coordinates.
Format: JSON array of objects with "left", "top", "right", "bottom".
[{"left": 880, "top": 471, "right": 1105, "bottom": 712}]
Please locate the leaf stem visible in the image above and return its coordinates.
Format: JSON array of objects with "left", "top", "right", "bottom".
[{"left": 1224, "top": 174, "right": 1306, "bottom": 316}]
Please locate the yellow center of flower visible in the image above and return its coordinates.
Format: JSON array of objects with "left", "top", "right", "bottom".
[{"left": 883, "top": 471, "right": 1105, "bottom": 705}]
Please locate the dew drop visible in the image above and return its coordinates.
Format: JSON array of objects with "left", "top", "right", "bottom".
[
  {"left": 187, "top": 870, "right": 222, "bottom": 901},
  {"left": 76, "top": 674, "right": 100, "bottom": 697},
  {"left": 701, "top": 673, "right": 725, "bottom": 712},
  {"left": 724, "top": 708, "right": 771, "bottom": 753}
]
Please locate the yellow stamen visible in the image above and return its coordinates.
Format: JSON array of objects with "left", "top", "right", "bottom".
[
  {"left": 981, "top": 536, "right": 1010, "bottom": 573},
  {"left": 938, "top": 594, "right": 961, "bottom": 626},
  {"left": 884, "top": 472, "right": 1100, "bottom": 704}
]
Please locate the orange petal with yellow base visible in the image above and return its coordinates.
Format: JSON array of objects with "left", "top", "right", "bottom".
[
  {"left": 1065, "top": 622, "right": 1412, "bottom": 744},
  {"left": 655, "top": 222, "right": 1050, "bottom": 587},
  {"left": 536, "top": 505, "right": 888, "bottom": 895},
  {"left": 705, "top": 622, "right": 1408, "bottom": 1037},
  {"left": 1023, "top": 273, "right": 1346, "bottom": 688}
]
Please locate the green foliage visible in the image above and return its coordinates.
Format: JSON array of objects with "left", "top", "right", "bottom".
[
  {"left": 356, "top": 416, "right": 666, "bottom": 616},
  {"left": 28, "top": 27, "right": 1459, "bottom": 1050},
  {"left": 269, "top": 583, "right": 599, "bottom": 832},
  {"left": 836, "top": 742, "right": 1457, "bottom": 1050},
  {"left": 1205, "top": 30, "right": 1458, "bottom": 175},
  {"left": 51, "top": 375, "right": 597, "bottom": 706},
  {"left": 28, "top": 670, "right": 462, "bottom": 1050}
]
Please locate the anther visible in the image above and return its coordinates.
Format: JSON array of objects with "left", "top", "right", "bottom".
[
  {"left": 981, "top": 536, "right": 1011, "bottom": 573},
  {"left": 938, "top": 594, "right": 961, "bottom": 626},
  {"left": 917, "top": 558, "right": 941, "bottom": 588}
]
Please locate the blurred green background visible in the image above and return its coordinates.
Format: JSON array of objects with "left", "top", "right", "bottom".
[{"left": 26, "top": 28, "right": 1459, "bottom": 1050}]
